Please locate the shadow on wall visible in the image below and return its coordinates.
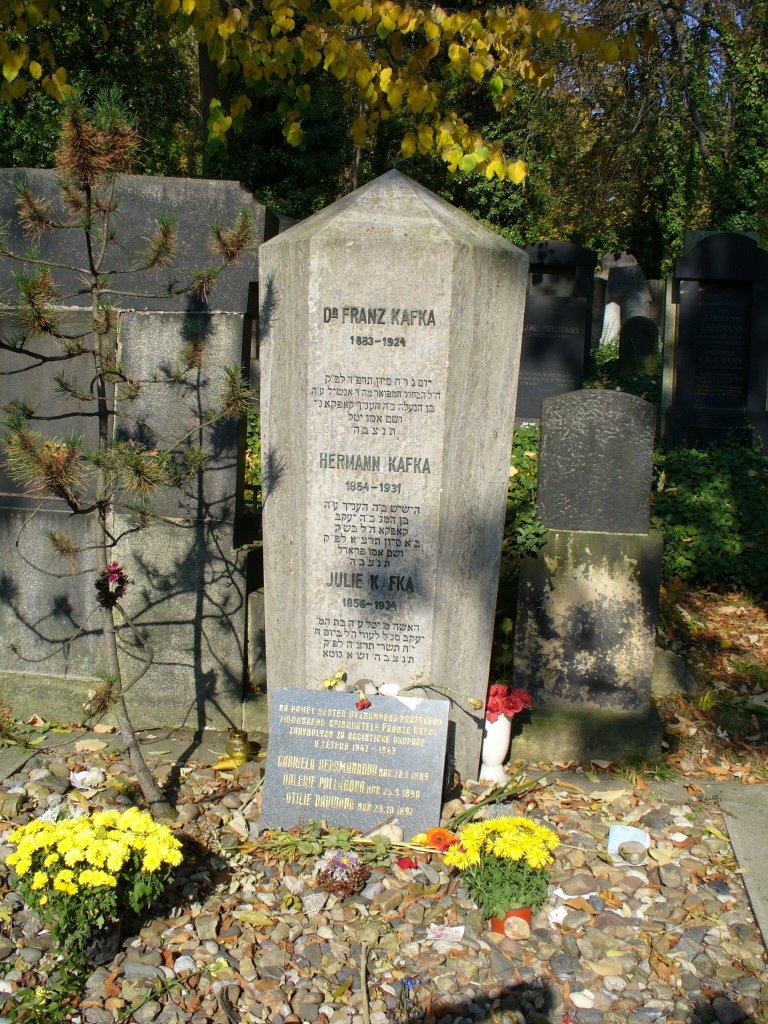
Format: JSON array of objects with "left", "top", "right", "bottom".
[
  {"left": 0, "top": 310, "right": 250, "bottom": 733},
  {"left": 0, "top": 505, "right": 246, "bottom": 734}
]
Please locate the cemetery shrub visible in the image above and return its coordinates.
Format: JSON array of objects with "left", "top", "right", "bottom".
[
  {"left": 496, "top": 425, "right": 545, "bottom": 614},
  {"left": 651, "top": 442, "right": 768, "bottom": 592},
  {"left": 504, "top": 426, "right": 547, "bottom": 564}
]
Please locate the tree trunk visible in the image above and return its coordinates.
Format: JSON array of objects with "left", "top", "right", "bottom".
[
  {"left": 661, "top": 2, "right": 711, "bottom": 164},
  {"left": 93, "top": 515, "right": 175, "bottom": 821}
]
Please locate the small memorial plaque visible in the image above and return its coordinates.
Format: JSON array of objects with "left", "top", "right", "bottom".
[{"left": 260, "top": 688, "right": 449, "bottom": 838}]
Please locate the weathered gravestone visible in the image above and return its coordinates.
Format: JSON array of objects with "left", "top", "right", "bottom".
[
  {"left": 259, "top": 170, "right": 528, "bottom": 783},
  {"left": 662, "top": 232, "right": 768, "bottom": 450},
  {"left": 598, "top": 252, "right": 659, "bottom": 376},
  {"left": 512, "top": 390, "right": 663, "bottom": 761},
  {"left": 260, "top": 688, "right": 448, "bottom": 835},
  {"left": 0, "top": 170, "right": 277, "bottom": 730},
  {"left": 516, "top": 241, "right": 597, "bottom": 424}
]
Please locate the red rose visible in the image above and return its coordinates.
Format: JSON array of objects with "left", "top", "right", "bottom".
[
  {"left": 485, "top": 685, "right": 532, "bottom": 722},
  {"left": 355, "top": 697, "right": 372, "bottom": 711}
]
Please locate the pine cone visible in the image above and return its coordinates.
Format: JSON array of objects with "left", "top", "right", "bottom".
[{"left": 316, "top": 862, "right": 371, "bottom": 897}]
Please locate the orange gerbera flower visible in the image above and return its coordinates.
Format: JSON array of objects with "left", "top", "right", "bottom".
[{"left": 424, "top": 828, "right": 459, "bottom": 852}]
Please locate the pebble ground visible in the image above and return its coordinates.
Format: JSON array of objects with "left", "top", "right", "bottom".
[{"left": 0, "top": 737, "right": 766, "bottom": 1024}]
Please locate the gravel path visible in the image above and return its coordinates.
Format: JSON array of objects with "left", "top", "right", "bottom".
[{"left": 0, "top": 735, "right": 765, "bottom": 1024}]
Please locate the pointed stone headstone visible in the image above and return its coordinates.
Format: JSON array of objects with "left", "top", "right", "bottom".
[{"left": 259, "top": 171, "right": 528, "bottom": 783}]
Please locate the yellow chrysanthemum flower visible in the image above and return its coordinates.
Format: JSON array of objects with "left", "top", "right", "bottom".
[
  {"left": 30, "top": 871, "right": 48, "bottom": 891},
  {"left": 78, "top": 868, "right": 118, "bottom": 888},
  {"left": 52, "top": 869, "right": 78, "bottom": 896}
]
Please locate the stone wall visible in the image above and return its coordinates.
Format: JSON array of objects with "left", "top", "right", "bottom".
[{"left": 0, "top": 171, "right": 277, "bottom": 732}]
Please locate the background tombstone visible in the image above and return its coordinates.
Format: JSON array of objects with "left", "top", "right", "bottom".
[
  {"left": 598, "top": 251, "right": 659, "bottom": 374},
  {"left": 662, "top": 232, "right": 768, "bottom": 450},
  {"left": 259, "top": 170, "right": 528, "bottom": 783},
  {"left": 516, "top": 240, "right": 597, "bottom": 424},
  {"left": 512, "top": 390, "right": 663, "bottom": 761},
  {"left": 0, "top": 170, "right": 278, "bottom": 731}
]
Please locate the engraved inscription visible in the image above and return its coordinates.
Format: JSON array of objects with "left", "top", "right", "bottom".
[
  {"left": 692, "top": 283, "right": 750, "bottom": 405},
  {"left": 306, "top": 294, "right": 447, "bottom": 685},
  {"left": 260, "top": 691, "right": 449, "bottom": 835}
]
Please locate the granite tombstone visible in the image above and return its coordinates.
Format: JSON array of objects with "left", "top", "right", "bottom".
[
  {"left": 512, "top": 390, "right": 663, "bottom": 761},
  {"left": 536, "top": 389, "right": 656, "bottom": 535},
  {"left": 516, "top": 240, "right": 597, "bottom": 424},
  {"left": 662, "top": 233, "right": 768, "bottom": 449},
  {"left": 259, "top": 171, "right": 528, "bottom": 782}
]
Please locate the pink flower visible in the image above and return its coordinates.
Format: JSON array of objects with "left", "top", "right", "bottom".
[
  {"left": 355, "top": 697, "right": 372, "bottom": 711},
  {"left": 485, "top": 685, "right": 532, "bottom": 723}
]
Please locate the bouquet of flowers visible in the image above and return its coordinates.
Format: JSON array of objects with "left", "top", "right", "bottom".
[
  {"left": 485, "top": 685, "right": 532, "bottom": 722},
  {"left": 6, "top": 807, "right": 183, "bottom": 959},
  {"left": 443, "top": 816, "right": 558, "bottom": 918}
]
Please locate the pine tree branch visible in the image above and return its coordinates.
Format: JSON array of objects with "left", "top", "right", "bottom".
[
  {"left": 94, "top": 178, "right": 118, "bottom": 274},
  {"left": 0, "top": 250, "right": 86, "bottom": 274},
  {"left": 15, "top": 506, "right": 98, "bottom": 579}
]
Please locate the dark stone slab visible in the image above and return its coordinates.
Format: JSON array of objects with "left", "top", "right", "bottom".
[
  {"left": 0, "top": 169, "right": 277, "bottom": 314},
  {"left": 512, "top": 529, "right": 663, "bottom": 715},
  {"left": 115, "top": 310, "right": 244, "bottom": 520},
  {"left": 664, "top": 234, "right": 768, "bottom": 450},
  {"left": 600, "top": 250, "right": 638, "bottom": 272},
  {"left": 0, "top": 506, "right": 103, "bottom": 680},
  {"left": 259, "top": 688, "right": 448, "bottom": 837},
  {"left": 515, "top": 296, "right": 587, "bottom": 424},
  {"left": 0, "top": 508, "right": 248, "bottom": 730},
  {"left": 524, "top": 238, "right": 597, "bottom": 350},
  {"left": 525, "top": 239, "right": 598, "bottom": 271},
  {"left": 0, "top": 172, "right": 279, "bottom": 732},
  {"left": 676, "top": 280, "right": 751, "bottom": 409},
  {"left": 536, "top": 390, "right": 656, "bottom": 533},
  {"left": 619, "top": 316, "right": 659, "bottom": 376},
  {"left": 675, "top": 232, "right": 768, "bottom": 282}
]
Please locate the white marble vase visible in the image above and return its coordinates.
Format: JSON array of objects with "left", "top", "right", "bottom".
[{"left": 479, "top": 715, "right": 512, "bottom": 783}]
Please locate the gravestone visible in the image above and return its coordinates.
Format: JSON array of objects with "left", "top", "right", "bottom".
[
  {"left": 598, "top": 251, "right": 659, "bottom": 374},
  {"left": 619, "top": 316, "right": 659, "bottom": 377},
  {"left": 259, "top": 170, "right": 528, "bottom": 782},
  {"left": 512, "top": 390, "right": 663, "bottom": 761},
  {"left": 536, "top": 390, "right": 656, "bottom": 534},
  {"left": 260, "top": 688, "right": 448, "bottom": 835},
  {"left": 662, "top": 233, "right": 768, "bottom": 450},
  {"left": 516, "top": 241, "right": 597, "bottom": 424}
]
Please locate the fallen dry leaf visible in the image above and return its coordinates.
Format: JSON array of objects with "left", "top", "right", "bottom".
[{"left": 75, "top": 738, "right": 108, "bottom": 752}]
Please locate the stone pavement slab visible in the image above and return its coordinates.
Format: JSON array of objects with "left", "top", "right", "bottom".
[
  {"left": 714, "top": 782, "right": 768, "bottom": 949},
  {"left": 0, "top": 747, "right": 33, "bottom": 781}
]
